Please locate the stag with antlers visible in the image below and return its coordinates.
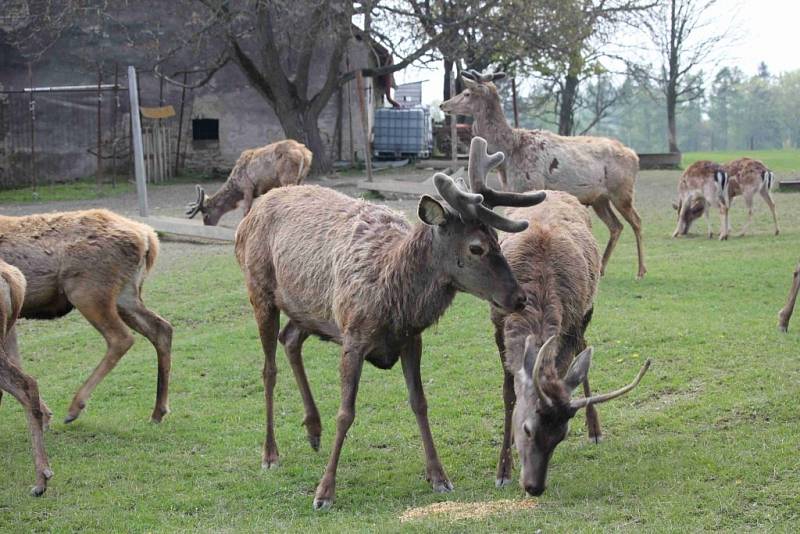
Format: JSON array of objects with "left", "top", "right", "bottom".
[
  {"left": 491, "top": 189, "right": 651, "bottom": 495},
  {"left": 442, "top": 70, "right": 646, "bottom": 279},
  {"left": 235, "top": 137, "right": 545, "bottom": 510}
]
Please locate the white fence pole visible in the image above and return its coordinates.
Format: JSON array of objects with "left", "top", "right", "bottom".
[{"left": 128, "top": 65, "right": 148, "bottom": 217}]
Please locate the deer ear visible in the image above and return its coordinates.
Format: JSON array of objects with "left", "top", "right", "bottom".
[
  {"left": 418, "top": 195, "right": 447, "bottom": 226},
  {"left": 564, "top": 347, "right": 593, "bottom": 392}
]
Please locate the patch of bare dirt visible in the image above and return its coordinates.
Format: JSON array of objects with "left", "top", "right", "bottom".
[{"left": 399, "top": 499, "right": 538, "bottom": 523}]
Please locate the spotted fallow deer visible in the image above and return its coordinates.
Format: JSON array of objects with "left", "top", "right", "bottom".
[
  {"left": 186, "top": 139, "right": 312, "bottom": 225},
  {"left": 724, "top": 157, "right": 779, "bottom": 237},
  {"left": 491, "top": 190, "right": 651, "bottom": 496},
  {"left": 0, "top": 259, "right": 53, "bottom": 496},
  {"left": 234, "top": 137, "right": 545, "bottom": 510},
  {"left": 441, "top": 70, "right": 646, "bottom": 278},
  {"left": 672, "top": 160, "right": 729, "bottom": 239},
  {"left": 0, "top": 209, "right": 172, "bottom": 423}
]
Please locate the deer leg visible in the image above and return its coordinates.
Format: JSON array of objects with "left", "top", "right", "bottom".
[
  {"left": 592, "top": 198, "right": 623, "bottom": 276},
  {"left": 3, "top": 329, "right": 51, "bottom": 427},
  {"left": 242, "top": 188, "right": 255, "bottom": 217},
  {"left": 612, "top": 196, "right": 647, "bottom": 278},
  {"left": 739, "top": 192, "right": 755, "bottom": 236},
  {"left": 313, "top": 340, "right": 365, "bottom": 510},
  {"left": 64, "top": 288, "right": 134, "bottom": 423},
  {"left": 400, "top": 335, "right": 452, "bottom": 494},
  {"left": 279, "top": 320, "right": 321, "bottom": 451},
  {"left": 0, "top": 355, "right": 53, "bottom": 496},
  {"left": 760, "top": 187, "right": 780, "bottom": 235},
  {"left": 778, "top": 261, "right": 800, "bottom": 332},
  {"left": 493, "top": 326, "right": 514, "bottom": 488},
  {"left": 116, "top": 285, "right": 173, "bottom": 423},
  {"left": 719, "top": 204, "right": 730, "bottom": 241},
  {"left": 253, "top": 301, "right": 281, "bottom": 469},
  {"left": 704, "top": 202, "right": 713, "bottom": 238}
]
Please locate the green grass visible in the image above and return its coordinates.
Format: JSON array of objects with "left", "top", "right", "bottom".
[
  {"left": 0, "top": 171, "right": 215, "bottom": 204},
  {"left": 683, "top": 149, "right": 800, "bottom": 174},
  {"left": 1, "top": 170, "right": 800, "bottom": 532}
]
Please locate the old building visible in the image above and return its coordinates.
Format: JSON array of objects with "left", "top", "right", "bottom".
[{"left": 0, "top": 3, "right": 387, "bottom": 188}]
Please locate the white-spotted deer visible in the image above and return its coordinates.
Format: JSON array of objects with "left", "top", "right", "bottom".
[
  {"left": 187, "top": 139, "right": 312, "bottom": 225},
  {"left": 0, "top": 209, "right": 172, "bottom": 423},
  {"left": 724, "top": 157, "right": 779, "bottom": 237},
  {"left": 672, "top": 160, "right": 729, "bottom": 239},
  {"left": 778, "top": 260, "right": 800, "bottom": 332},
  {"left": 491, "top": 190, "right": 651, "bottom": 496},
  {"left": 0, "top": 259, "right": 53, "bottom": 496},
  {"left": 235, "top": 137, "right": 545, "bottom": 510}
]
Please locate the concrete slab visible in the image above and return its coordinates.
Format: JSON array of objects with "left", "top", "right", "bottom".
[{"left": 133, "top": 216, "right": 236, "bottom": 242}]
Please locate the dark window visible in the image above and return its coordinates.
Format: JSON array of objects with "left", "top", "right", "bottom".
[{"left": 192, "top": 119, "right": 219, "bottom": 141}]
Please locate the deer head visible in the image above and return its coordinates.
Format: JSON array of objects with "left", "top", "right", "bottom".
[
  {"left": 420, "top": 137, "right": 545, "bottom": 312},
  {"left": 440, "top": 70, "right": 506, "bottom": 117},
  {"left": 186, "top": 185, "right": 228, "bottom": 226},
  {"left": 512, "top": 335, "right": 650, "bottom": 496}
]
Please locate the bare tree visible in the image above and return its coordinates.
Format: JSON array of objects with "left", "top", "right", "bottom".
[{"left": 638, "top": 0, "right": 731, "bottom": 152}]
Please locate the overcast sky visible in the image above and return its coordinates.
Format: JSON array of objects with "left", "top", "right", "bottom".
[{"left": 392, "top": 0, "right": 800, "bottom": 105}]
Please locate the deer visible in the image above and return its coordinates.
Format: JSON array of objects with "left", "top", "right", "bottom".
[
  {"left": 490, "top": 189, "right": 651, "bottom": 496},
  {"left": 0, "top": 209, "right": 173, "bottom": 424},
  {"left": 0, "top": 259, "right": 53, "bottom": 496},
  {"left": 723, "top": 157, "right": 779, "bottom": 237},
  {"left": 186, "top": 139, "right": 312, "bottom": 226},
  {"left": 778, "top": 260, "right": 800, "bottom": 332},
  {"left": 234, "top": 137, "right": 546, "bottom": 510},
  {"left": 441, "top": 70, "right": 646, "bottom": 279},
  {"left": 671, "top": 160, "right": 729, "bottom": 239}
]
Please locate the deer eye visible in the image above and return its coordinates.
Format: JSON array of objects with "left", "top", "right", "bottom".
[
  {"left": 469, "top": 244, "right": 485, "bottom": 256},
  {"left": 463, "top": 91, "right": 471, "bottom": 97},
  {"left": 523, "top": 422, "right": 532, "bottom": 438}
]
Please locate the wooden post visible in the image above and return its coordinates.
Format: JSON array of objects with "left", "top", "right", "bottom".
[
  {"left": 175, "top": 71, "right": 187, "bottom": 176},
  {"left": 96, "top": 67, "right": 103, "bottom": 188},
  {"left": 511, "top": 77, "right": 519, "bottom": 128},
  {"left": 111, "top": 64, "right": 119, "bottom": 187},
  {"left": 355, "top": 70, "right": 373, "bottom": 182},
  {"left": 28, "top": 63, "right": 36, "bottom": 192},
  {"left": 128, "top": 66, "right": 148, "bottom": 216},
  {"left": 450, "top": 73, "right": 457, "bottom": 164}
]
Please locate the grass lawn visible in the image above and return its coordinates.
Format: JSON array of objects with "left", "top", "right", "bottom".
[
  {"left": 683, "top": 149, "right": 800, "bottom": 174},
  {"left": 1, "top": 169, "right": 799, "bottom": 532}
]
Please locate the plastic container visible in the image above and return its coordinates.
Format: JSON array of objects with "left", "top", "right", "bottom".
[{"left": 372, "top": 107, "right": 431, "bottom": 159}]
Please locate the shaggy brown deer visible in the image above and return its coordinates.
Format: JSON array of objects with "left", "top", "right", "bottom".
[
  {"left": 724, "top": 157, "right": 779, "bottom": 236},
  {"left": 235, "top": 137, "right": 545, "bottom": 510},
  {"left": 778, "top": 260, "right": 800, "bottom": 332},
  {"left": 491, "top": 190, "right": 650, "bottom": 495},
  {"left": 0, "top": 209, "right": 173, "bottom": 423},
  {"left": 672, "top": 160, "right": 729, "bottom": 239},
  {"left": 441, "top": 70, "right": 646, "bottom": 278},
  {"left": 187, "top": 139, "right": 312, "bottom": 225},
  {"left": 0, "top": 259, "right": 53, "bottom": 496}
]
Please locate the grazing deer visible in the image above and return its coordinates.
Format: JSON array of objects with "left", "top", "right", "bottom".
[
  {"left": 0, "top": 259, "right": 53, "bottom": 496},
  {"left": 672, "top": 160, "right": 729, "bottom": 239},
  {"left": 186, "top": 139, "right": 312, "bottom": 225},
  {"left": 235, "top": 137, "right": 545, "bottom": 510},
  {"left": 723, "top": 157, "right": 779, "bottom": 237},
  {"left": 0, "top": 209, "right": 172, "bottom": 423},
  {"left": 441, "top": 70, "right": 646, "bottom": 278},
  {"left": 491, "top": 190, "right": 650, "bottom": 496},
  {"left": 778, "top": 260, "right": 800, "bottom": 332}
]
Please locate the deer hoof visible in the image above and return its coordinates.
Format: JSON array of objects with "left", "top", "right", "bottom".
[
  {"left": 151, "top": 406, "right": 170, "bottom": 423},
  {"left": 261, "top": 459, "right": 280, "bottom": 470},
  {"left": 495, "top": 477, "right": 512, "bottom": 488},
  {"left": 432, "top": 478, "right": 454, "bottom": 493},
  {"left": 313, "top": 497, "right": 333, "bottom": 511},
  {"left": 588, "top": 434, "right": 604, "bottom": 444},
  {"left": 30, "top": 485, "right": 46, "bottom": 497},
  {"left": 63, "top": 413, "right": 80, "bottom": 424}
]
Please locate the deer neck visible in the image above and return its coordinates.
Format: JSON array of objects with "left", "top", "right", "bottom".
[
  {"left": 207, "top": 180, "right": 243, "bottom": 211},
  {"left": 472, "top": 98, "right": 514, "bottom": 155},
  {"left": 384, "top": 224, "right": 456, "bottom": 334}
]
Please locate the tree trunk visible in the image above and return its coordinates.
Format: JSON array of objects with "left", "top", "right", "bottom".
[
  {"left": 558, "top": 73, "right": 579, "bottom": 136},
  {"left": 272, "top": 101, "right": 332, "bottom": 176},
  {"left": 666, "top": 85, "right": 679, "bottom": 153}
]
